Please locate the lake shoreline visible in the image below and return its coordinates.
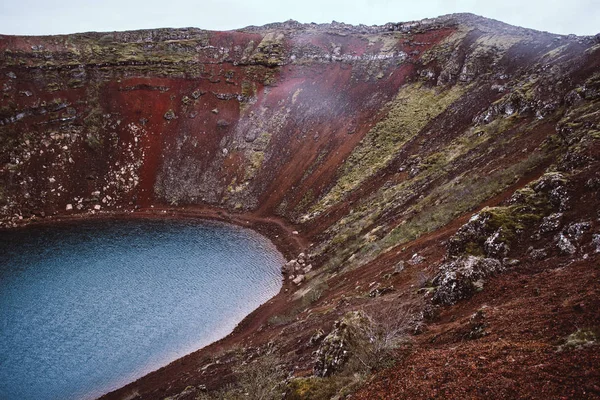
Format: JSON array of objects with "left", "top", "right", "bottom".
[
  {"left": 1, "top": 205, "right": 307, "bottom": 262},
  {"left": 2, "top": 206, "right": 307, "bottom": 400}
]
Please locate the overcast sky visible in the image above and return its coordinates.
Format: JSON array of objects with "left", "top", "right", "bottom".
[{"left": 0, "top": 0, "right": 598, "bottom": 36}]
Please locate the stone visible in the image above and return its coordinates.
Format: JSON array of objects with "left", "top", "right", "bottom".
[
  {"left": 313, "top": 311, "right": 367, "bottom": 377},
  {"left": 503, "top": 258, "right": 520, "bottom": 266},
  {"left": 534, "top": 173, "right": 569, "bottom": 211},
  {"left": 483, "top": 228, "right": 510, "bottom": 258},
  {"left": 557, "top": 233, "right": 576, "bottom": 255},
  {"left": 163, "top": 109, "right": 176, "bottom": 120},
  {"left": 244, "top": 132, "right": 257, "bottom": 142},
  {"left": 297, "top": 252, "right": 306, "bottom": 265},
  {"left": 539, "top": 213, "right": 563, "bottom": 233},
  {"left": 431, "top": 256, "right": 504, "bottom": 305},
  {"left": 529, "top": 248, "right": 548, "bottom": 260},
  {"left": 407, "top": 253, "right": 425, "bottom": 265},
  {"left": 308, "top": 329, "right": 326, "bottom": 346},
  {"left": 282, "top": 259, "right": 299, "bottom": 275},
  {"left": 394, "top": 261, "right": 405, "bottom": 273},
  {"left": 591, "top": 234, "right": 600, "bottom": 253},
  {"left": 368, "top": 286, "right": 394, "bottom": 297},
  {"left": 566, "top": 221, "right": 591, "bottom": 241},
  {"left": 585, "top": 177, "right": 600, "bottom": 190},
  {"left": 191, "top": 89, "right": 204, "bottom": 99},
  {"left": 466, "top": 309, "right": 487, "bottom": 340}
]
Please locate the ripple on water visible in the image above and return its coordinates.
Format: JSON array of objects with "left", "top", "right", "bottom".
[{"left": 0, "top": 219, "right": 284, "bottom": 400}]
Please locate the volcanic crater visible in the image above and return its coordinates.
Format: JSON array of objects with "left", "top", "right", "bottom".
[{"left": 1, "top": 12, "right": 599, "bottom": 399}]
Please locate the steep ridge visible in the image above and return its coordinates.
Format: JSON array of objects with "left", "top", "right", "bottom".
[{"left": 1, "top": 13, "right": 599, "bottom": 399}]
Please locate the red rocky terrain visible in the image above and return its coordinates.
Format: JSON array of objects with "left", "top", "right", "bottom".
[{"left": 1, "top": 13, "right": 599, "bottom": 399}]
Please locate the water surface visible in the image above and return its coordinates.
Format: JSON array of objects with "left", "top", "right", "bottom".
[{"left": 0, "top": 218, "right": 284, "bottom": 400}]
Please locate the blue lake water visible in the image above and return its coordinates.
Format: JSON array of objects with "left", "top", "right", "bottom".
[{"left": 0, "top": 218, "right": 284, "bottom": 400}]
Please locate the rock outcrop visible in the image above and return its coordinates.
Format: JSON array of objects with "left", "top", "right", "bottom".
[{"left": 1, "top": 12, "right": 600, "bottom": 400}]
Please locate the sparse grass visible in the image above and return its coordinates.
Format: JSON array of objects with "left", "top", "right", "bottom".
[
  {"left": 243, "top": 132, "right": 272, "bottom": 181},
  {"left": 268, "top": 281, "right": 328, "bottom": 326},
  {"left": 250, "top": 32, "right": 285, "bottom": 67},
  {"left": 312, "top": 108, "right": 550, "bottom": 273},
  {"left": 196, "top": 354, "right": 286, "bottom": 400},
  {"left": 558, "top": 328, "right": 598, "bottom": 351},
  {"left": 311, "top": 82, "right": 465, "bottom": 213},
  {"left": 286, "top": 374, "right": 367, "bottom": 400},
  {"left": 244, "top": 150, "right": 265, "bottom": 180},
  {"left": 378, "top": 150, "right": 549, "bottom": 251}
]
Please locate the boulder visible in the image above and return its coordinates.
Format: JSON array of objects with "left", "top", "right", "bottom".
[
  {"left": 313, "top": 311, "right": 367, "bottom": 377},
  {"left": 592, "top": 234, "right": 600, "bottom": 253},
  {"left": 539, "top": 213, "right": 563, "bottom": 233},
  {"left": 528, "top": 247, "right": 548, "bottom": 260},
  {"left": 244, "top": 131, "right": 257, "bottom": 142},
  {"left": 566, "top": 221, "right": 591, "bottom": 241},
  {"left": 394, "top": 261, "right": 405, "bottom": 273},
  {"left": 483, "top": 228, "right": 510, "bottom": 258},
  {"left": 431, "top": 256, "right": 503, "bottom": 305},
  {"left": 281, "top": 259, "right": 299, "bottom": 275},
  {"left": 163, "top": 109, "right": 176, "bottom": 120},
  {"left": 557, "top": 233, "right": 576, "bottom": 255},
  {"left": 407, "top": 253, "right": 425, "bottom": 265},
  {"left": 368, "top": 286, "right": 394, "bottom": 298}
]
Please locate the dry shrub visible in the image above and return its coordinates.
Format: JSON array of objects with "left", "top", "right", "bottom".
[
  {"left": 348, "top": 302, "right": 415, "bottom": 372},
  {"left": 196, "top": 354, "right": 286, "bottom": 400}
]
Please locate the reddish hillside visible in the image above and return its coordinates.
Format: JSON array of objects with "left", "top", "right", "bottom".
[{"left": 1, "top": 13, "right": 599, "bottom": 400}]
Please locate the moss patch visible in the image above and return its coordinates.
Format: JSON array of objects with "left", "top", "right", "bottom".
[{"left": 313, "top": 82, "right": 465, "bottom": 213}]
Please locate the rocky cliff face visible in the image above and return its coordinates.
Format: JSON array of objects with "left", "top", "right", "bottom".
[{"left": 2, "top": 13, "right": 599, "bottom": 399}]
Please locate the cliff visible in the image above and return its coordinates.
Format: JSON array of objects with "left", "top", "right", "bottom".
[{"left": 1, "top": 13, "right": 599, "bottom": 399}]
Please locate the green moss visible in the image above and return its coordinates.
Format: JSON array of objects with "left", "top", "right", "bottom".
[
  {"left": 250, "top": 32, "right": 285, "bottom": 67},
  {"left": 295, "top": 189, "right": 315, "bottom": 213},
  {"left": 420, "top": 26, "right": 470, "bottom": 65},
  {"left": 46, "top": 82, "right": 61, "bottom": 92},
  {"left": 298, "top": 149, "right": 328, "bottom": 186},
  {"left": 244, "top": 150, "right": 265, "bottom": 180},
  {"left": 312, "top": 83, "right": 465, "bottom": 213},
  {"left": 543, "top": 44, "right": 569, "bottom": 60},
  {"left": 319, "top": 145, "right": 550, "bottom": 272},
  {"left": 244, "top": 65, "right": 277, "bottom": 86},
  {"left": 383, "top": 157, "right": 550, "bottom": 247},
  {"left": 67, "top": 79, "right": 84, "bottom": 88},
  {"left": 558, "top": 328, "right": 598, "bottom": 351},
  {"left": 241, "top": 80, "right": 255, "bottom": 98},
  {"left": 286, "top": 375, "right": 365, "bottom": 400},
  {"left": 309, "top": 91, "right": 540, "bottom": 269}
]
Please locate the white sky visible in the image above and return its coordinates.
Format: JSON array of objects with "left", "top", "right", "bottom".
[{"left": 0, "top": 0, "right": 598, "bottom": 36}]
